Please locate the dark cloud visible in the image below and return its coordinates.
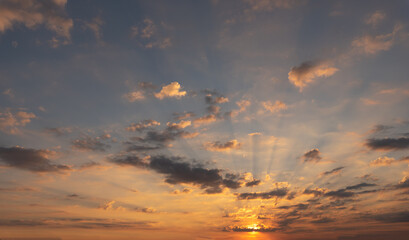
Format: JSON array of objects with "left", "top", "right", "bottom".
[
  {"left": 0, "top": 218, "right": 156, "bottom": 229},
  {"left": 72, "top": 136, "right": 110, "bottom": 152},
  {"left": 371, "top": 124, "right": 393, "bottom": 133},
  {"left": 366, "top": 137, "right": 409, "bottom": 150},
  {"left": 132, "top": 124, "right": 197, "bottom": 145},
  {"left": 110, "top": 155, "right": 243, "bottom": 194},
  {"left": 224, "top": 225, "right": 278, "bottom": 232},
  {"left": 302, "top": 148, "right": 322, "bottom": 163},
  {"left": 303, "top": 188, "right": 325, "bottom": 197},
  {"left": 278, "top": 203, "right": 309, "bottom": 210},
  {"left": 124, "top": 142, "right": 163, "bottom": 152},
  {"left": 0, "top": 146, "right": 70, "bottom": 173},
  {"left": 345, "top": 182, "right": 377, "bottom": 190},
  {"left": 324, "top": 189, "right": 355, "bottom": 198},
  {"left": 237, "top": 188, "right": 288, "bottom": 200},
  {"left": 245, "top": 179, "right": 261, "bottom": 187},
  {"left": 320, "top": 166, "right": 344, "bottom": 177},
  {"left": 372, "top": 211, "right": 409, "bottom": 223}
]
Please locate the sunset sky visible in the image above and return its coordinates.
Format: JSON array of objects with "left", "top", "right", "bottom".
[{"left": 1, "top": 0, "right": 409, "bottom": 239}]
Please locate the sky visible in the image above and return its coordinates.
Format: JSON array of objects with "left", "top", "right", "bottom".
[{"left": 1, "top": 0, "right": 409, "bottom": 239}]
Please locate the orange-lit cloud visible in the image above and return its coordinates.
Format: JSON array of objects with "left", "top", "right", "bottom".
[
  {"left": 288, "top": 61, "right": 338, "bottom": 91},
  {"left": 154, "top": 82, "right": 187, "bottom": 99}
]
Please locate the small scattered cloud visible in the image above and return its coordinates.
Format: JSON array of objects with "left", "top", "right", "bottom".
[
  {"left": 193, "top": 114, "right": 217, "bottom": 127},
  {"left": 154, "top": 82, "right": 187, "bottom": 100},
  {"left": 352, "top": 24, "right": 402, "bottom": 55},
  {"left": 130, "top": 18, "right": 172, "bottom": 49},
  {"left": 166, "top": 120, "right": 191, "bottom": 130},
  {"left": 44, "top": 127, "right": 72, "bottom": 137},
  {"left": 370, "top": 156, "right": 396, "bottom": 166},
  {"left": 126, "top": 120, "right": 160, "bottom": 132},
  {"left": 0, "top": 0, "right": 73, "bottom": 46},
  {"left": 123, "top": 90, "right": 145, "bottom": 102},
  {"left": 0, "top": 146, "right": 70, "bottom": 173},
  {"left": 72, "top": 134, "right": 111, "bottom": 152},
  {"left": 204, "top": 139, "right": 241, "bottom": 152},
  {"left": 173, "top": 111, "right": 196, "bottom": 121},
  {"left": 0, "top": 109, "right": 36, "bottom": 134},
  {"left": 365, "top": 10, "right": 386, "bottom": 27},
  {"left": 320, "top": 167, "right": 344, "bottom": 177},
  {"left": 82, "top": 16, "right": 104, "bottom": 41},
  {"left": 302, "top": 148, "right": 322, "bottom": 163},
  {"left": 288, "top": 61, "right": 338, "bottom": 91},
  {"left": 261, "top": 100, "right": 287, "bottom": 113}
]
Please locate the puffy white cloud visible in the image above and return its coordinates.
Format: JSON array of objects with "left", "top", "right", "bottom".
[{"left": 154, "top": 82, "right": 187, "bottom": 100}]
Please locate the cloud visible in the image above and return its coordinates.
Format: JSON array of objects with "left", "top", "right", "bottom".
[
  {"left": 324, "top": 189, "right": 355, "bottom": 198},
  {"left": 204, "top": 139, "right": 241, "bottom": 152},
  {"left": 370, "top": 156, "right": 396, "bottom": 166},
  {"left": 261, "top": 100, "right": 287, "bottom": 113},
  {"left": 320, "top": 167, "right": 344, "bottom": 177},
  {"left": 100, "top": 200, "right": 116, "bottom": 210},
  {"left": 0, "top": 109, "right": 36, "bottom": 134},
  {"left": 0, "top": 218, "right": 156, "bottom": 229},
  {"left": 0, "top": 146, "right": 70, "bottom": 173},
  {"left": 366, "top": 137, "right": 409, "bottom": 151},
  {"left": 126, "top": 120, "right": 160, "bottom": 132},
  {"left": 72, "top": 135, "right": 111, "bottom": 152},
  {"left": 345, "top": 183, "right": 377, "bottom": 190},
  {"left": 288, "top": 61, "right": 338, "bottom": 91},
  {"left": 205, "top": 95, "right": 229, "bottom": 105},
  {"left": 303, "top": 188, "right": 325, "bottom": 197},
  {"left": 130, "top": 18, "right": 172, "bottom": 49},
  {"left": 396, "top": 176, "right": 409, "bottom": 189},
  {"left": 245, "top": 179, "right": 261, "bottom": 187},
  {"left": 372, "top": 211, "right": 409, "bottom": 223},
  {"left": 0, "top": 0, "right": 73, "bottom": 45},
  {"left": 237, "top": 188, "right": 288, "bottom": 200},
  {"left": 154, "top": 82, "right": 187, "bottom": 100},
  {"left": 110, "top": 155, "right": 244, "bottom": 194},
  {"left": 365, "top": 10, "right": 386, "bottom": 27},
  {"left": 44, "top": 127, "right": 72, "bottom": 136},
  {"left": 173, "top": 111, "right": 196, "bottom": 120},
  {"left": 302, "top": 148, "right": 322, "bottom": 163},
  {"left": 82, "top": 16, "right": 104, "bottom": 41},
  {"left": 351, "top": 24, "right": 402, "bottom": 55},
  {"left": 193, "top": 114, "right": 217, "bottom": 126},
  {"left": 134, "top": 207, "right": 156, "bottom": 213},
  {"left": 243, "top": 0, "right": 301, "bottom": 13},
  {"left": 166, "top": 120, "right": 191, "bottom": 130},
  {"left": 123, "top": 90, "right": 145, "bottom": 102},
  {"left": 231, "top": 100, "right": 251, "bottom": 117}
]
